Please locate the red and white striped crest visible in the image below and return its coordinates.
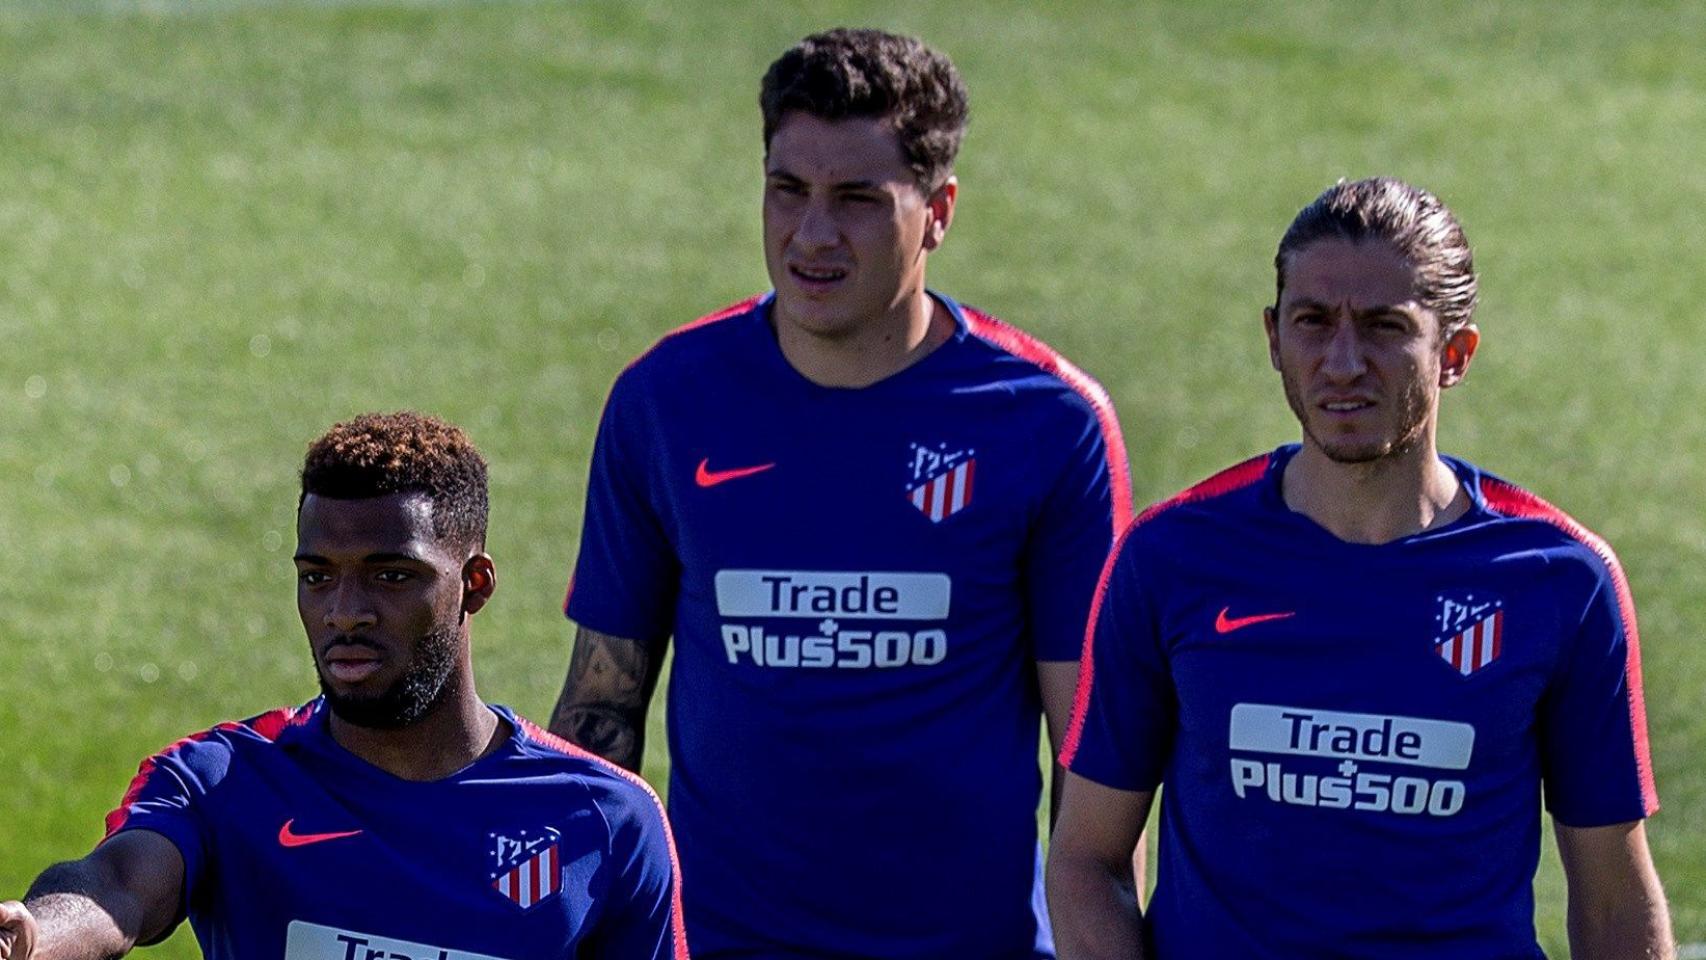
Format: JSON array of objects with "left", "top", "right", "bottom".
[
  {"left": 908, "top": 458, "right": 975, "bottom": 523},
  {"left": 1436, "top": 609, "right": 1503, "bottom": 676},
  {"left": 493, "top": 841, "right": 560, "bottom": 910}
]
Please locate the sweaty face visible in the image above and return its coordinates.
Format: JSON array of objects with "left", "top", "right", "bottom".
[
  {"left": 294, "top": 492, "right": 469, "bottom": 729},
  {"left": 1266, "top": 239, "right": 1460, "bottom": 464},
  {"left": 762, "top": 112, "right": 945, "bottom": 338}
]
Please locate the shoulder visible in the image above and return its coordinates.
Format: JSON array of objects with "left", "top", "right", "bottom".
[
  {"left": 141, "top": 702, "right": 315, "bottom": 771},
  {"left": 615, "top": 294, "right": 766, "bottom": 388},
  {"left": 104, "top": 702, "right": 316, "bottom": 835},
  {"left": 1474, "top": 470, "right": 1631, "bottom": 594},
  {"left": 1122, "top": 452, "right": 1275, "bottom": 549},
  {"left": 506, "top": 712, "right": 670, "bottom": 833},
  {"left": 957, "top": 302, "right": 1119, "bottom": 424}
]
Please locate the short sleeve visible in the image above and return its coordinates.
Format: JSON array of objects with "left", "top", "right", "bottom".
[
  {"left": 101, "top": 735, "right": 228, "bottom": 930},
  {"left": 1025, "top": 402, "right": 1128, "bottom": 662},
  {"left": 1059, "top": 528, "right": 1176, "bottom": 792},
  {"left": 587, "top": 782, "right": 688, "bottom": 960},
  {"left": 565, "top": 369, "right": 681, "bottom": 643},
  {"left": 1539, "top": 557, "right": 1658, "bottom": 827}
]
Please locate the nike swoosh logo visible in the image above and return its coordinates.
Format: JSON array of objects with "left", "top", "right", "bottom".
[
  {"left": 695, "top": 459, "right": 775, "bottom": 488},
  {"left": 278, "top": 819, "right": 363, "bottom": 848},
  {"left": 1214, "top": 607, "right": 1295, "bottom": 634}
]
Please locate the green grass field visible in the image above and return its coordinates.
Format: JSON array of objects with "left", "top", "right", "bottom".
[{"left": 2, "top": 1, "right": 1703, "bottom": 955}]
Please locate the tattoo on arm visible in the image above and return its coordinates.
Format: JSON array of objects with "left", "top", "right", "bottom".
[{"left": 548, "top": 627, "right": 663, "bottom": 772}]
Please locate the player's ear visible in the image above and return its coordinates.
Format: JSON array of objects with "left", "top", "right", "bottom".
[
  {"left": 1263, "top": 305, "right": 1282, "bottom": 371},
  {"left": 922, "top": 176, "right": 957, "bottom": 252},
  {"left": 462, "top": 555, "right": 496, "bottom": 614},
  {"left": 1439, "top": 323, "right": 1479, "bottom": 389}
]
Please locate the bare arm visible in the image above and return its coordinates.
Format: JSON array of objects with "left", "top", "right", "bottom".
[
  {"left": 1046, "top": 772, "right": 1152, "bottom": 960},
  {"left": 1039, "top": 663, "right": 1146, "bottom": 898},
  {"left": 1037, "top": 661, "right": 1079, "bottom": 829},
  {"left": 1556, "top": 819, "right": 1673, "bottom": 960},
  {"left": 0, "top": 830, "right": 184, "bottom": 960},
  {"left": 548, "top": 625, "right": 665, "bottom": 772}
]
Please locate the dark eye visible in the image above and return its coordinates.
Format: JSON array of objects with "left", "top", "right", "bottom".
[
  {"left": 768, "top": 180, "right": 805, "bottom": 197},
  {"left": 375, "top": 569, "right": 414, "bottom": 584},
  {"left": 298, "top": 570, "right": 330, "bottom": 586},
  {"left": 1293, "top": 311, "right": 1327, "bottom": 327}
]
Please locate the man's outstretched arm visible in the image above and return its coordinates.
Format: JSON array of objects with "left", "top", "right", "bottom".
[
  {"left": 1046, "top": 772, "right": 1152, "bottom": 960},
  {"left": 549, "top": 625, "right": 666, "bottom": 772},
  {"left": 1556, "top": 819, "right": 1673, "bottom": 960},
  {"left": 0, "top": 830, "right": 184, "bottom": 960}
]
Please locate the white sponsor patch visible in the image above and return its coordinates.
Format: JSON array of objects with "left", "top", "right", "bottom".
[
  {"left": 285, "top": 920, "right": 513, "bottom": 960},
  {"left": 1229, "top": 704, "right": 1475, "bottom": 770},
  {"left": 715, "top": 570, "right": 950, "bottom": 620}
]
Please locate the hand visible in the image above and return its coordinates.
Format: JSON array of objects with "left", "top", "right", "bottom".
[{"left": 0, "top": 900, "right": 37, "bottom": 959}]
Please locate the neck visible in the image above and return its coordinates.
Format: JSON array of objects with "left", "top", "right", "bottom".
[
  {"left": 327, "top": 665, "right": 504, "bottom": 781},
  {"left": 1282, "top": 435, "right": 1468, "bottom": 545},
  {"left": 774, "top": 286, "right": 950, "bottom": 388}
]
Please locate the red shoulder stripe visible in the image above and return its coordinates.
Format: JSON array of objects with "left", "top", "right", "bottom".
[
  {"left": 514, "top": 716, "right": 691, "bottom": 960},
  {"left": 1060, "top": 454, "right": 1271, "bottom": 767},
  {"left": 103, "top": 704, "right": 309, "bottom": 838},
  {"left": 1480, "top": 478, "right": 1658, "bottom": 815},
  {"left": 962, "top": 307, "right": 1133, "bottom": 531}
]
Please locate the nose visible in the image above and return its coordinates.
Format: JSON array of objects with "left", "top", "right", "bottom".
[
  {"left": 322, "top": 578, "right": 377, "bottom": 634},
  {"left": 792, "top": 196, "right": 840, "bottom": 251},
  {"left": 1320, "top": 319, "right": 1368, "bottom": 383}
]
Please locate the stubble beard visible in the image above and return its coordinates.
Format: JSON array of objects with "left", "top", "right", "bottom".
[
  {"left": 1282, "top": 368, "right": 1435, "bottom": 466},
  {"left": 317, "top": 626, "right": 461, "bottom": 730}
]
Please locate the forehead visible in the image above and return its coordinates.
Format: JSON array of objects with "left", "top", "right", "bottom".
[
  {"left": 297, "top": 491, "right": 443, "bottom": 559},
  {"left": 1280, "top": 238, "right": 1422, "bottom": 310},
  {"left": 766, "top": 112, "right": 913, "bottom": 185}
]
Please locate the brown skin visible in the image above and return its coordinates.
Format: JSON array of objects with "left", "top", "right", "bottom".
[
  {"left": 294, "top": 491, "right": 500, "bottom": 780},
  {"left": 1047, "top": 237, "right": 1670, "bottom": 958},
  {"left": 1, "top": 492, "right": 502, "bottom": 958}
]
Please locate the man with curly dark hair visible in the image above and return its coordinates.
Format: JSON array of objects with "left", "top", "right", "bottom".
[
  {"left": 2, "top": 412, "right": 690, "bottom": 960},
  {"left": 551, "top": 28, "right": 1130, "bottom": 960}
]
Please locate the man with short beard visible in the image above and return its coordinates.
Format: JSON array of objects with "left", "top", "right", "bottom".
[
  {"left": 0, "top": 412, "right": 688, "bottom": 960},
  {"left": 1046, "top": 178, "right": 1673, "bottom": 959}
]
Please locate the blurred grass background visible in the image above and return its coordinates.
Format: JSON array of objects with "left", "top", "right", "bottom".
[{"left": 2, "top": 1, "right": 1703, "bottom": 955}]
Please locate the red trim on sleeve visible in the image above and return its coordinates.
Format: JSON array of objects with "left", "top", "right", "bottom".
[
  {"left": 1479, "top": 478, "right": 1659, "bottom": 815},
  {"left": 514, "top": 716, "right": 692, "bottom": 960},
  {"left": 103, "top": 703, "right": 309, "bottom": 838},
  {"left": 563, "top": 295, "right": 767, "bottom": 621},
  {"left": 1059, "top": 454, "right": 1272, "bottom": 767},
  {"left": 961, "top": 307, "right": 1134, "bottom": 531}
]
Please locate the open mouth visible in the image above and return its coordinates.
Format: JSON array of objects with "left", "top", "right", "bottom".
[
  {"left": 1319, "top": 399, "right": 1374, "bottom": 414},
  {"left": 789, "top": 264, "right": 848, "bottom": 286}
]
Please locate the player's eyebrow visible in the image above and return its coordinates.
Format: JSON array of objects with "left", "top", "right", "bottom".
[
  {"left": 291, "top": 551, "right": 431, "bottom": 565},
  {"left": 1285, "top": 297, "right": 1417, "bottom": 320},
  {"left": 765, "top": 167, "right": 883, "bottom": 192}
]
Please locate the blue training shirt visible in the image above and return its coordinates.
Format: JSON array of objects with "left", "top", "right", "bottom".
[
  {"left": 105, "top": 698, "right": 688, "bottom": 960},
  {"left": 1063, "top": 445, "right": 1658, "bottom": 959},
  {"left": 566, "top": 291, "right": 1130, "bottom": 959}
]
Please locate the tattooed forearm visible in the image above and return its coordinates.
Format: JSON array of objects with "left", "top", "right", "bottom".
[{"left": 549, "top": 627, "right": 662, "bottom": 772}]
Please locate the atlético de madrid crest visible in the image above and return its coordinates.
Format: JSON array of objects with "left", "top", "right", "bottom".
[
  {"left": 907, "top": 442, "right": 975, "bottom": 523},
  {"left": 490, "top": 825, "right": 562, "bottom": 910},
  {"left": 1433, "top": 592, "right": 1505, "bottom": 677}
]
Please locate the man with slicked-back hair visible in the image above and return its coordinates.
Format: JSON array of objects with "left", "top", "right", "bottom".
[{"left": 1048, "top": 178, "right": 1672, "bottom": 959}]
